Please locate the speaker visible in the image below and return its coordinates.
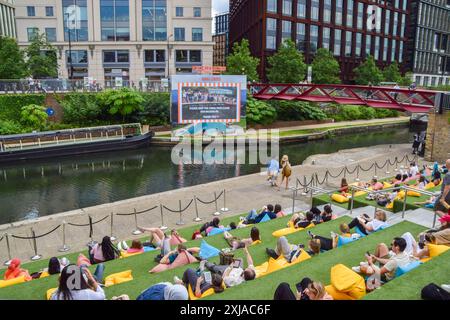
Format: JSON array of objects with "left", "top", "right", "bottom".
[{"left": 435, "top": 92, "right": 450, "bottom": 114}]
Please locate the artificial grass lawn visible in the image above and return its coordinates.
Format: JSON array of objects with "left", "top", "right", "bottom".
[
  {"left": 364, "top": 250, "right": 450, "bottom": 300},
  {"left": 205, "top": 221, "right": 425, "bottom": 300}
]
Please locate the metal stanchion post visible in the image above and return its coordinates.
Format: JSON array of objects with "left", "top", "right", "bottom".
[
  {"left": 301, "top": 176, "right": 307, "bottom": 196},
  {"left": 374, "top": 165, "right": 378, "bottom": 179},
  {"left": 159, "top": 204, "right": 168, "bottom": 230},
  {"left": 355, "top": 166, "right": 360, "bottom": 182},
  {"left": 193, "top": 197, "right": 202, "bottom": 222},
  {"left": 109, "top": 212, "right": 116, "bottom": 241},
  {"left": 213, "top": 192, "right": 221, "bottom": 216},
  {"left": 291, "top": 187, "right": 296, "bottom": 214},
  {"left": 3, "top": 233, "right": 12, "bottom": 266},
  {"left": 58, "top": 221, "right": 70, "bottom": 252},
  {"left": 132, "top": 209, "right": 142, "bottom": 235},
  {"left": 176, "top": 200, "right": 185, "bottom": 225},
  {"left": 220, "top": 189, "right": 229, "bottom": 212},
  {"left": 432, "top": 212, "right": 437, "bottom": 229},
  {"left": 30, "top": 228, "right": 42, "bottom": 261},
  {"left": 87, "top": 216, "right": 95, "bottom": 247},
  {"left": 394, "top": 157, "right": 399, "bottom": 172}
]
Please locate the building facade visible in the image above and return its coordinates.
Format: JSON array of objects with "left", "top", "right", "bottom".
[
  {"left": 0, "top": 0, "right": 17, "bottom": 38},
  {"left": 14, "top": 0, "right": 214, "bottom": 86},
  {"left": 229, "top": 0, "right": 410, "bottom": 83},
  {"left": 213, "top": 13, "right": 229, "bottom": 66},
  {"left": 407, "top": 0, "right": 450, "bottom": 87}
]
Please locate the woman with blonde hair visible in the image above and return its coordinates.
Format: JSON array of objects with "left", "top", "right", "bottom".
[
  {"left": 304, "top": 281, "right": 333, "bottom": 300},
  {"left": 279, "top": 155, "right": 292, "bottom": 190}
]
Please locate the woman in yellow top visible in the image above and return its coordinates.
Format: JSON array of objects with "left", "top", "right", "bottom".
[{"left": 278, "top": 155, "right": 292, "bottom": 190}]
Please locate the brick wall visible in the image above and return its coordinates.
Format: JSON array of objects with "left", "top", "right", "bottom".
[{"left": 425, "top": 110, "right": 450, "bottom": 162}]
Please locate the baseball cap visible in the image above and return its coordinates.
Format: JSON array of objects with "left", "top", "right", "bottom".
[{"left": 438, "top": 214, "right": 450, "bottom": 223}]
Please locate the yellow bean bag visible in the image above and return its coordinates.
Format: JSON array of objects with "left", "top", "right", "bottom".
[
  {"left": 327, "top": 264, "right": 366, "bottom": 300},
  {"left": 325, "top": 285, "right": 355, "bottom": 300},
  {"left": 272, "top": 223, "right": 314, "bottom": 238},
  {"left": 383, "top": 181, "right": 393, "bottom": 189},
  {"left": 255, "top": 250, "right": 311, "bottom": 278},
  {"left": 120, "top": 250, "right": 143, "bottom": 259},
  {"left": 104, "top": 270, "right": 133, "bottom": 287},
  {"left": 46, "top": 287, "right": 57, "bottom": 300},
  {"left": 353, "top": 191, "right": 367, "bottom": 197},
  {"left": 428, "top": 244, "right": 450, "bottom": 258},
  {"left": 331, "top": 193, "right": 349, "bottom": 203},
  {"left": 386, "top": 202, "right": 394, "bottom": 209},
  {"left": 0, "top": 275, "right": 26, "bottom": 289},
  {"left": 407, "top": 190, "right": 421, "bottom": 197},
  {"left": 188, "top": 283, "right": 225, "bottom": 300},
  {"left": 251, "top": 240, "right": 262, "bottom": 246},
  {"left": 39, "top": 271, "right": 50, "bottom": 279},
  {"left": 425, "top": 182, "right": 436, "bottom": 190}
]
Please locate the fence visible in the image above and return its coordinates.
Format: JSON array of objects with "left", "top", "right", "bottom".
[{"left": 1, "top": 189, "right": 230, "bottom": 265}]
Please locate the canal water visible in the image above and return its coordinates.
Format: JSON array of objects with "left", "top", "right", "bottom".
[{"left": 0, "top": 128, "right": 412, "bottom": 224}]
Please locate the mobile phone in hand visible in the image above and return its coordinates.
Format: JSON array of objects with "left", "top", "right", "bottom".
[{"left": 203, "top": 271, "right": 212, "bottom": 284}]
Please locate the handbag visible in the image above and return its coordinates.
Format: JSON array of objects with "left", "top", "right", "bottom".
[{"left": 219, "top": 251, "right": 235, "bottom": 265}]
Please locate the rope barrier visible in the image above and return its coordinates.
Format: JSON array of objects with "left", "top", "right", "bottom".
[
  {"left": 11, "top": 225, "right": 61, "bottom": 240},
  {"left": 326, "top": 167, "right": 346, "bottom": 178},
  {"left": 358, "top": 163, "right": 376, "bottom": 172},
  {"left": 196, "top": 192, "right": 222, "bottom": 205},
  {"left": 345, "top": 165, "right": 359, "bottom": 175},
  {"left": 115, "top": 205, "right": 158, "bottom": 216}
]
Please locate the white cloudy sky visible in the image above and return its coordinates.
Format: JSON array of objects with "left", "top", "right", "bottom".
[{"left": 212, "top": 0, "right": 229, "bottom": 16}]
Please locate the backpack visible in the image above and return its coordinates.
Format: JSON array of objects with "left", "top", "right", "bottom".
[
  {"left": 283, "top": 163, "right": 292, "bottom": 177},
  {"left": 219, "top": 251, "right": 235, "bottom": 265}
]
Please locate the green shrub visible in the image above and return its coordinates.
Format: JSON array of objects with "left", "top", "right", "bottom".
[
  {"left": 59, "top": 93, "right": 104, "bottom": 126},
  {"left": 324, "top": 104, "right": 397, "bottom": 121},
  {"left": 0, "top": 94, "right": 45, "bottom": 122},
  {"left": 358, "top": 106, "right": 377, "bottom": 120},
  {"left": 246, "top": 97, "right": 277, "bottom": 125},
  {"left": 0, "top": 120, "right": 24, "bottom": 135},
  {"left": 20, "top": 104, "right": 48, "bottom": 130},
  {"left": 97, "top": 88, "right": 144, "bottom": 121},
  {"left": 269, "top": 100, "right": 327, "bottom": 121},
  {"left": 134, "top": 92, "right": 170, "bottom": 126}
]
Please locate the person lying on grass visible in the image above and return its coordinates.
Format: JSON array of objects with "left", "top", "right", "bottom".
[
  {"left": 266, "top": 236, "right": 304, "bottom": 262},
  {"left": 412, "top": 175, "right": 428, "bottom": 190},
  {"left": 347, "top": 210, "right": 387, "bottom": 236},
  {"left": 417, "top": 215, "right": 450, "bottom": 250},
  {"left": 289, "top": 211, "right": 316, "bottom": 229},
  {"left": 241, "top": 204, "right": 277, "bottom": 224},
  {"left": 320, "top": 205, "right": 333, "bottom": 223},
  {"left": 89, "top": 236, "right": 120, "bottom": 264},
  {"left": 174, "top": 268, "right": 224, "bottom": 298},
  {"left": 352, "top": 237, "right": 414, "bottom": 289},
  {"left": 150, "top": 244, "right": 200, "bottom": 271},
  {"left": 274, "top": 278, "right": 333, "bottom": 300},
  {"left": 117, "top": 239, "right": 144, "bottom": 254},
  {"left": 3, "top": 258, "right": 31, "bottom": 281},
  {"left": 137, "top": 226, "right": 171, "bottom": 251},
  {"left": 223, "top": 226, "right": 260, "bottom": 250},
  {"left": 199, "top": 217, "right": 220, "bottom": 235},
  {"left": 413, "top": 195, "right": 436, "bottom": 208},
  {"left": 391, "top": 174, "right": 403, "bottom": 186},
  {"left": 51, "top": 264, "right": 106, "bottom": 300},
  {"left": 31, "top": 257, "right": 64, "bottom": 279},
  {"left": 306, "top": 223, "right": 361, "bottom": 251},
  {"left": 136, "top": 282, "right": 188, "bottom": 300},
  {"left": 199, "top": 245, "right": 256, "bottom": 287}
]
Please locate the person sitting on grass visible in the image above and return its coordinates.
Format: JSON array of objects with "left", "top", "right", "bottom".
[
  {"left": 347, "top": 210, "right": 387, "bottom": 236},
  {"left": 414, "top": 195, "right": 437, "bottom": 208},
  {"left": 340, "top": 178, "right": 349, "bottom": 194},
  {"left": 391, "top": 174, "right": 403, "bottom": 185},
  {"left": 3, "top": 258, "right": 32, "bottom": 281},
  {"left": 370, "top": 178, "right": 384, "bottom": 191},
  {"left": 289, "top": 211, "right": 316, "bottom": 229},
  {"left": 320, "top": 205, "right": 333, "bottom": 223},
  {"left": 89, "top": 236, "right": 120, "bottom": 264},
  {"left": 223, "top": 227, "right": 260, "bottom": 250},
  {"left": 274, "top": 278, "right": 333, "bottom": 300},
  {"left": 266, "top": 236, "right": 303, "bottom": 262},
  {"left": 306, "top": 223, "right": 361, "bottom": 251},
  {"left": 274, "top": 204, "right": 286, "bottom": 218},
  {"left": 413, "top": 175, "right": 428, "bottom": 190},
  {"left": 416, "top": 215, "right": 450, "bottom": 250},
  {"left": 352, "top": 237, "right": 413, "bottom": 285},
  {"left": 51, "top": 264, "right": 106, "bottom": 300},
  {"left": 137, "top": 226, "right": 171, "bottom": 254},
  {"left": 200, "top": 245, "right": 256, "bottom": 287},
  {"left": 409, "top": 162, "right": 420, "bottom": 178},
  {"left": 32, "top": 257, "right": 62, "bottom": 279},
  {"left": 174, "top": 268, "right": 224, "bottom": 298},
  {"left": 198, "top": 217, "right": 220, "bottom": 235},
  {"left": 241, "top": 205, "right": 276, "bottom": 224},
  {"left": 136, "top": 282, "right": 188, "bottom": 300}
]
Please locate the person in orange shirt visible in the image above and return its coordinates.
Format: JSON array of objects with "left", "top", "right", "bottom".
[{"left": 4, "top": 258, "right": 32, "bottom": 281}]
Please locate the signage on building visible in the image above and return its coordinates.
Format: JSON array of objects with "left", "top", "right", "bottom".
[
  {"left": 111, "top": 69, "right": 122, "bottom": 75},
  {"left": 65, "top": 5, "right": 81, "bottom": 30},
  {"left": 115, "top": 77, "right": 123, "bottom": 87},
  {"left": 161, "top": 78, "right": 169, "bottom": 87},
  {"left": 192, "top": 66, "right": 227, "bottom": 74},
  {"left": 170, "top": 75, "right": 247, "bottom": 125}
]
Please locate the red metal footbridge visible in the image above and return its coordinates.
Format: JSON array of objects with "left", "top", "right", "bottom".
[{"left": 248, "top": 83, "right": 443, "bottom": 113}]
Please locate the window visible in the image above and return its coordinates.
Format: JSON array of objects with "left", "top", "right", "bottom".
[
  {"left": 176, "top": 7, "right": 183, "bottom": 17},
  {"left": 400, "top": 14, "right": 405, "bottom": 38},
  {"left": 266, "top": 18, "right": 277, "bottom": 50},
  {"left": 399, "top": 41, "right": 403, "bottom": 62},
  {"left": 334, "top": 29, "right": 342, "bottom": 56},
  {"left": 296, "top": 23, "right": 306, "bottom": 51},
  {"left": 311, "top": 0, "right": 319, "bottom": 21},
  {"left": 100, "top": 0, "right": 130, "bottom": 41},
  {"left": 391, "top": 40, "right": 396, "bottom": 61},
  {"left": 174, "top": 28, "right": 185, "bottom": 41},
  {"left": 66, "top": 50, "right": 88, "bottom": 64},
  {"left": 356, "top": 33, "right": 362, "bottom": 56},
  {"left": 144, "top": 50, "right": 165, "bottom": 62},
  {"left": 45, "top": 28, "right": 56, "bottom": 42},
  {"left": 297, "top": 0, "right": 306, "bottom": 18},
  {"left": 324, "top": 0, "right": 332, "bottom": 23},
  {"left": 45, "top": 6, "right": 54, "bottom": 17},
  {"left": 176, "top": 50, "right": 188, "bottom": 62},
  {"left": 192, "top": 28, "right": 203, "bottom": 41},
  {"left": 282, "top": 0, "right": 292, "bottom": 16},
  {"left": 143, "top": 0, "right": 167, "bottom": 41},
  {"left": 393, "top": 12, "right": 398, "bottom": 36},
  {"left": 365, "top": 34, "right": 372, "bottom": 56},
  {"left": 384, "top": 10, "right": 390, "bottom": 35},
  {"left": 357, "top": 3, "right": 364, "bottom": 29},
  {"left": 193, "top": 7, "right": 201, "bottom": 17},
  {"left": 27, "top": 27, "right": 38, "bottom": 41},
  {"left": 383, "top": 38, "right": 388, "bottom": 61},
  {"left": 403, "top": 0, "right": 408, "bottom": 10},
  {"left": 310, "top": 25, "right": 319, "bottom": 53},
  {"left": 27, "top": 6, "right": 35, "bottom": 17},
  {"left": 63, "top": 0, "right": 89, "bottom": 42},
  {"left": 267, "top": 0, "right": 277, "bottom": 13},
  {"left": 347, "top": 0, "right": 354, "bottom": 27},
  {"left": 190, "top": 50, "right": 201, "bottom": 62},
  {"left": 281, "top": 20, "right": 292, "bottom": 43},
  {"left": 374, "top": 37, "right": 380, "bottom": 59},
  {"left": 345, "top": 31, "right": 352, "bottom": 56},
  {"left": 335, "top": 0, "right": 343, "bottom": 25},
  {"left": 103, "top": 50, "right": 129, "bottom": 63},
  {"left": 323, "top": 27, "right": 331, "bottom": 49}
]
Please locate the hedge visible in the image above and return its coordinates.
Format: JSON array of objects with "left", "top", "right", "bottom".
[{"left": 0, "top": 94, "right": 46, "bottom": 122}]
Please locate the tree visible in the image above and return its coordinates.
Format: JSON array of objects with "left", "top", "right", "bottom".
[
  {"left": 383, "top": 62, "right": 402, "bottom": 84},
  {"left": 353, "top": 55, "right": 383, "bottom": 85},
  {"left": 0, "top": 36, "right": 28, "bottom": 79},
  {"left": 267, "top": 39, "right": 307, "bottom": 83},
  {"left": 246, "top": 97, "right": 277, "bottom": 125},
  {"left": 26, "top": 33, "right": 58, "bottom": 79},
  {"left": 98, "top": 88, "right": 145, "bottom": 122},
  {"left": 311, "top": 48, "right": 341, "bottom": 84},
  {"left": 20, "top": 104, "right": 48, "bottom": 130},
  {"left": 226, "top": 39, "right": 260, "bottom": 82},
  {"left": 399, "top": 72, "right": 413, "bottom": 87}
]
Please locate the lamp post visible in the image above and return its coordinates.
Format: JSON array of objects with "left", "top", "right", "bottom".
[
  {"left": 65, "top": 13, "right": 73, "bottom": 80},
  {"left": 167, "top": 34, "right": 173, "bottom": 82}
]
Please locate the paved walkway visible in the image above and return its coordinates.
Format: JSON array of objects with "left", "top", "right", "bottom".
[
  {"left": 154, "top": 117, "right": 410, "bottom": 136},
  {"left": 0, "top": 143, "right": 425, "bottom": 265}
]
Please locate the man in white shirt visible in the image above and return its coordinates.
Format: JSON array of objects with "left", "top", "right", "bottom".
[{"left": 409, "top": 162, "right": 419, "bottom": 177}]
